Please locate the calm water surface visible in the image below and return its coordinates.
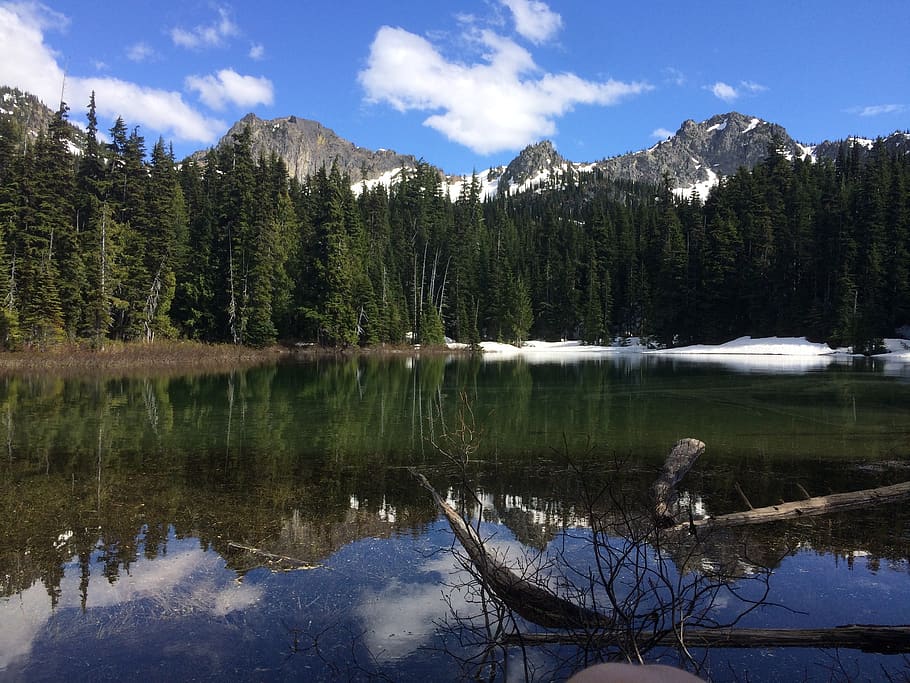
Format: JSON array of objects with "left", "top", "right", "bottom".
[{"left": 1, "top": 354, "right": 909, "bottom": 681}]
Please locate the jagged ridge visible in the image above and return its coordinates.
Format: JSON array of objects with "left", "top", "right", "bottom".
[
  {"left": 3, "top": 85, "right": 908, "bottom": 199},
  {"left": 200, "top": 113, "right": 420, "bottom": 184}
]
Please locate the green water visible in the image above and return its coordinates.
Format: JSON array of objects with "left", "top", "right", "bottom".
[{"left": 1, "top": 355, "right": 909, "bottom": 680}]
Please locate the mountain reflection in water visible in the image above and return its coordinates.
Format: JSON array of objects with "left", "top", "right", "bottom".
[{"left": 1, "top": 356, "right": 909, "bottom": 680}]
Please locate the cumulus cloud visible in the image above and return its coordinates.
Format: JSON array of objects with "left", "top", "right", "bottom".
[
  {"left": 77, "top": 76, "right": 226, "bottom": 140},
  {"left": 0, "top": 2, "right": 68, "bottom": 108},
  {"left": 500, "top": 0, "right": 562, "bottom": 44},
  {"left": 709, "top": 81, "right": 739, "bottom": 102},
  {"left": 854, "top": 103, "right": 906, "bottom": 117},
  {"left": 126, "top": 41, "right": 154, "bottom": 62},
  {"left": 359, "top": 25, "right": 650, "bottom": 155},
  {"left": 185, "top": 68, "right": 274, "bottom": 110},
  {"left": 171, "top": 6, "right": 238, "bottom": 49},
  {"left": 651, "top": 127, "right": 674, "bottom": 140},
  {"left": 708, "top": 80, "right": 767, "bottom": 103},
  {"left": 248, "top": 42, "right": 265, "bottom": 60},
  {"left": 0, "top": 3, "right": 225, "bottom": 143}
]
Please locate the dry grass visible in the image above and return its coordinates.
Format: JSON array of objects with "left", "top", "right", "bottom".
[
  {"left": 0, "top": 340, "right": 285, "bottom": 378},
  {"left": 0, "top": 340, "right": 477, "bottom": 378}
]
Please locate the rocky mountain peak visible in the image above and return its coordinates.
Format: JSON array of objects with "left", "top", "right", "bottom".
[
  {"left": 595, "top": 111, "right": 802, "bottom": 194},
  {"left": 202, "top": 112, "right": 420, "bottom": 184},
  {"left": 498, "top": 139, "right": 567, "bottom": 192}
]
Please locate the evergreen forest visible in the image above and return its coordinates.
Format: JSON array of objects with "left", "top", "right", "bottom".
[{"left": 0, "top": 96, "right": 908, "bottom": 351}]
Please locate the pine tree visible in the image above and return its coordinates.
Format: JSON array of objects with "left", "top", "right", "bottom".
[
  {"left": 107, "top": 124, "right": 151, "bottom": 340},
  {"left": 77, "top": 92, "right": 114, "bottom": 345},
  {"left": 17, "top": 104, "right": 75, "bottom": 345},
  {"left": 652, "top": 185, "right": 688, "bottom": 344},
  {"left": 141, "top": 139, "right": 186, "bottom": 341},
  {"left": 173, "top": 158, "right": 217, "bottom": 339},
  {"left": 509, "top": 275, "right": 533, "bottom": 346}
]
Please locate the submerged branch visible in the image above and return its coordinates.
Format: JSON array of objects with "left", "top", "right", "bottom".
[{"left": 227, "top": 541, "right": 322, "bottom": 570}]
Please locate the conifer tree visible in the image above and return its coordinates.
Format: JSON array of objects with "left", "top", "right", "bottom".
[
  {"left": 17, "top": 104, "right": 75, "bottom": 345},
  {"left": 77, "top": 92, "right": 114, "bottom": 345}
]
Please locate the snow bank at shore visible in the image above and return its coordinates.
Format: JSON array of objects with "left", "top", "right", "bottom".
[
  {"left": 465, "top": 336, "right": 910, "bottom": 366},
  {"left": 651, "top": 336, "right": 838, "bottom": 356}
]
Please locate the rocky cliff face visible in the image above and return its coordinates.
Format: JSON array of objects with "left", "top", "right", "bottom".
[
  {"left": 595, "top": 112, "right": 802, "bottom": 190},
  {"left": 204, "top": 113, "right": 420, "bottom": 184}
]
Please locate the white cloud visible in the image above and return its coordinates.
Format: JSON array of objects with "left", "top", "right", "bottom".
[
  {"left": 185, "top": 69, "right": 273, "bottom": 110},
  {"left": 0, "top": 2, "right": 68, "bottom": 108},
  {"left": 709, "top": 81, "right": 739, "bottom": 102},
  {"left": 855, "top": 103, "right": 906, "bottom": 117},
  {"left": 0, "top": 3, "right": 225, "bottom": 143},
  {"left": 78, "top": 76, "right": 226, "bottom": 141},
  {"left": 708, "top": 80, "right": 767, "bottom": 103},
  {"left": 126, "top": 41, "right": 154, "bottom": 62},
  {"left": 248, "top": 42, "right": 264, "bottom": 60},
  {"left": 359, "top": 25, "right": 650, "bottom": 155},
  {"left": 500, "top": 0, "right": 562, "bottom": 44},
  {"left": 740, "top": 80, "right": 767, "bottom": 94},
  {"left": 651, "top": 127, "right": 674, "bottom": 139},
  {"left": 663, "top": 67, "right": 686, "bottom": 87},
  {"left": 170, "top": 6, "right": 238, "bottom": 49},
  {"left": 3, "top": 1, "right": 67, "bottom": 32}
]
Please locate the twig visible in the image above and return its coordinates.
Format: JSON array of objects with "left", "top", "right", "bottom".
[
  {"left": 734, "top": 482, "right": 754, "bottom": 510},
  {"left": 228, "top": 541, "right": 321, "bottom": 569}
]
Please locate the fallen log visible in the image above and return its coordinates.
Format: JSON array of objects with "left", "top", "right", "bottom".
[
  {"left": 409, "top": 468, "right": 612, "bottom": 629},
  {"left": 651, "top": 438, "right": 706, "bottom": 525},
  {"left": 500, "top": 624, "right": 910, "bottom": 654},
  {"left": 674, "top": 480, "right": 910, "bottom": 532},
  {"left": 414, "top": 439, "right": 910, "bottom": 644}
]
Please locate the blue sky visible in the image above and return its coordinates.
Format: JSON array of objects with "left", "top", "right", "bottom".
[{"left": 1, "top": 1, "right": 908, "bottom": 175}]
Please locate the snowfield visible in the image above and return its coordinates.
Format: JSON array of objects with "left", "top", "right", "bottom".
[
  {"left": 652, "top": 336, "right": 837, "bottom": 356},
  {"left": 460, "top": 336, "right": 910, "bottom": 368}
]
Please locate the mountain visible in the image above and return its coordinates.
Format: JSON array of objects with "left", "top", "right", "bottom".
[
  {"left": 3, "top": 84, "right": 908, "bottom": 199},
  {"left": 0, "top": 85, "right": 84, "bottom": 155},
  {"left": 185, "top": 110, "right": 824, "bottom": 199},
  {"left": 594, "top": 112, "right": 806, "bottom": 196},
  {"left": 193, "top": 113, "right": 420, "bottom": 186},
  {"left": 497, "top": 139, "right": 569, "bottom": 192},
  {"left": 494, "top": 113, "right": 909, "bottom": 198}
]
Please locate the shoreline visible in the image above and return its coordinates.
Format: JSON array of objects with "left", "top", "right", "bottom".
[
  {"left": 0, "top": 335, "right": 907, "bottom": 377},
  {"left": 0, "top": 340, "right": 478, "bottom": 376}
]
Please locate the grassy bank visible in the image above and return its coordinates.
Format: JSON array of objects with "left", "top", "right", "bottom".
[
  {"left": 0, "top": 340, "right": 477, "bottom": 377},
  {"left": 0, "top": 340, "right": 286, "bottom": 376}
]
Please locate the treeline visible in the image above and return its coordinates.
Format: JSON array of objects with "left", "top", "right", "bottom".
[{"left": 0, "top": 96, "right": 908, "bottom": 350}]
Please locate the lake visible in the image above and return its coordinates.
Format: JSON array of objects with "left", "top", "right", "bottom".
[{"left": 1, "top": 353, "right": 909, "bottom": 681}]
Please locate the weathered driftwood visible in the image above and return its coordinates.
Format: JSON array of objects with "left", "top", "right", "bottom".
[
  {"left": 651, "top": 438, "right": 706, "bottom": 525},
  {"left": 674, "top": 480, "right": 910, "bottom": 533},
  {"left": 499, "top": 624, "right": 910, "bottom": 654},
  {"left": 409, "top": 468, "right": 612, "bottom": 629}
]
